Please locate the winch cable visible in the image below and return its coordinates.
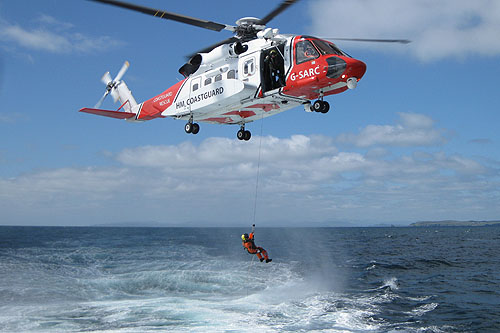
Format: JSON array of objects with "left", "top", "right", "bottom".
[
  {"left": 252, "top": 115, "right": 265, "bottom": 225},
  {"left": 245, "top": 115, "right": 265, "bottom": 298}
]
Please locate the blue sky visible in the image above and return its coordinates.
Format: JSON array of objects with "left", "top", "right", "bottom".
[{"left": 1, "top": 0, "right": 499, "bottom": 226}]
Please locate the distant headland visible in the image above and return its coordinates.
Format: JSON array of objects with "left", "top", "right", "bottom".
[{"left": 410, "top": 220, "right": 500, "bottom": 227}]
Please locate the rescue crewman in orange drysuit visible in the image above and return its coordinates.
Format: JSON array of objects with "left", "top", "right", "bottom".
[{"left": 241, "top": 224, "right": 272, "bottom": 263}]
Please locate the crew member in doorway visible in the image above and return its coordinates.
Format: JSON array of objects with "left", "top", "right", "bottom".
[
  {"left": 241, "top": 224, "right": 272, "bottom": 263},
  {"left": 264, "top": 49, "right": 285, "bottom": 90}
]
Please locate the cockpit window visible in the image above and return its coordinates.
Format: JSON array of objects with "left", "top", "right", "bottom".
[
  {"left": 295, "top": 40, "right": 320, "bottom": 64},
  {"left": 311, "top": 39, "right": 348, "bottom": 57}
]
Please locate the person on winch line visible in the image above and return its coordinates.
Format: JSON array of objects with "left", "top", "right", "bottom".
[{"left": 241, "top": 224, "right": 272, "bottom": 263}]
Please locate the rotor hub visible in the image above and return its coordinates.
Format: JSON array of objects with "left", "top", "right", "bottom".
[{"left": 234, "top": 17, "right": 265, "bottom": 39}]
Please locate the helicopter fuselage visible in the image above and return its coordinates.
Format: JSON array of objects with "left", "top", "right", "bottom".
[
  {"left": 80, "top": 34, "right": 366, "bottom": 140},
  {"left": 132, "top": 34, "right": 366, "bottom": 126}
]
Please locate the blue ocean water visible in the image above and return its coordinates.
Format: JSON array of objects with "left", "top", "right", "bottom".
[{"left": 0, "top": 226, "right": 499, "bottom": 332}]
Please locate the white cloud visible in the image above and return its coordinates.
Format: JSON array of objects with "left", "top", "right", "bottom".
[
  {"left": 117, "top": 135, "right": 336, "bottom": 169},
  {"left": 336, "top": 112, "right": 447, "bottom": 147},
  {"left": 0, "top": 25, "right": 70, "bottom": 53},
  {"left": 1, "top": 130, "right": 498, "bottom": 226},
  {"left": 0, "top": 15, "right": 122, "bottom": 54},
  {"left": 36, "top": 14, "right": 74, "bottom": 30},
  {"left": 0, "top": 167, "right": 130, "bottom": 204},
  {"left": 308, "top": 0, "right": 500, "bottom": 61}
]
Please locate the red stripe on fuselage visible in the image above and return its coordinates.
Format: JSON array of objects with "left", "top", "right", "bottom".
[
  {"left": 203, "top": 117, "right": 233, "bottom": 124},
  {"left": 137, "top": 79, "right": 186, "bottom": 121},
  {"left": 223, "top": 110, "right": 256, "bottom": 118},
  {"left": 246, "top": 103, "right": 280, "bottom": 112}
]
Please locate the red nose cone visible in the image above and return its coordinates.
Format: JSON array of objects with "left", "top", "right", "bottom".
[{"left": 348, "top": 59, "right": 367, "bottom": 80}]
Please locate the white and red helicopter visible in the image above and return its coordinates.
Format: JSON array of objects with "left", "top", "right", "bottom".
[{"left": 80, "top": 0, "right": 409, "bottom": 141}]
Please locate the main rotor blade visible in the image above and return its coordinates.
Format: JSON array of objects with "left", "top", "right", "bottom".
[
  {"left": 89, "top": 0, "right": 233, "bottom": 32},
  {"left": 259, "top": 0, "right": 299, "bottom": 25},
  {"left": 326, "top": 38, "right": 411, "bottom": 44}
]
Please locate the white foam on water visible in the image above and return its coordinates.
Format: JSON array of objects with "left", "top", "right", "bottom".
[
  {"left": 408, "top": 302, "right": 439, "bottom": 317},
  {"left": 382, "top": 277, "right": 400, "bottom": 291},
  {"left": 405, "top": 295, "right": 433, "bottom": 302},
  {"left": 0, "top": 263, "right": 388, "bottom": 332}
]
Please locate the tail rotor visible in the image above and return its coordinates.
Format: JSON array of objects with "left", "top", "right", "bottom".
[
  {"left": 94, "top": 61, "right": 130, "bottom": 108},
  {"left": 101, "top": 71, "right": 113, "bottom": 85}
]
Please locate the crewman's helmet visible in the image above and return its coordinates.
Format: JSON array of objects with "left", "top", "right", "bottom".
[
  {"left": 241, "top": 233, "right": 249, "bottom": 241},
  {"left": 270, "top": 49, "right": 277, "bottom": 57}
]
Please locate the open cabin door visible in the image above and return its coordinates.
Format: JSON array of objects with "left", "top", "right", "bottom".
[{"left": 260, "top": 44, "right": 286, "bottom": 93}]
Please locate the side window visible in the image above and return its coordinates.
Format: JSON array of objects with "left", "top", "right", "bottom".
[
  {"left": 243, "top": 58, "right": 255, "bottom": 77},
  {"left": 295, "top": 40, "right": 320, "bottom": 65},
  {"left": 215, "top": 74, "right": 222, "bottom": 82},
  {"left": 227, "top": 69, "right": 236, "bottom": 79},
  {"left": 204, "top": 77, "right": 212, "bottom": 86},
  {"left": 191, "top": 77, "right": 201, "bottom": 92}
]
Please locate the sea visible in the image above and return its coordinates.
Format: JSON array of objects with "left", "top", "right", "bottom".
[{"left": 0, "top": 226, "right": 499, "bottom": 332}]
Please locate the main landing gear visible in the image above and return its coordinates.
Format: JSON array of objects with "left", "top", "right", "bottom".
[
  {"left": 237, "top": 125, "right": 251, "bottom": 141},
  {"left": 311, "top": 99, "right": 330, "bottom": 113},
  {"left": 184, "top": 121, "right": 199, "bottom": 135}
]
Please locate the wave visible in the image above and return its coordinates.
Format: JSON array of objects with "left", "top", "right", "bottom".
[
  {"left": 414, "top": 258, "right": 454, "bottom": 267},
  {"left": 365, "top": 261, "right": 409, "bottom": 271},
  {"left": 407, "top": 302, "right": 439, "bottom": 317},
  {"left": 364, "top": 258, "right": 455, "bottom": 273}
]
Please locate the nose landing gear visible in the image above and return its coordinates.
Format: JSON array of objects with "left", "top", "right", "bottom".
[{"left": 312, "top": 99, "right": 330, "bottom": 113}]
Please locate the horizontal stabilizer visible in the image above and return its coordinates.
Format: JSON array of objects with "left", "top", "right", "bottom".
[{"left": 79, "top": 108, "right": 136, "bottom": 119}]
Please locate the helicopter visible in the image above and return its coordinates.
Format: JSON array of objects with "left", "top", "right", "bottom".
[{"left": 80, "top": 0, "right": 409, "bottom": 141}]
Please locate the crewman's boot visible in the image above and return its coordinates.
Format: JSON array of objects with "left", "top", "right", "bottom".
[
  {"left": 266, "top": 259, "right": 272, "bottom": 263},
  {"left": 260, "top": 258, "right": 265, "bottom": 262}
]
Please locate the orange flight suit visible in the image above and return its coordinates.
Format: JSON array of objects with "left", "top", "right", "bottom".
[{"left": 242, "top": 232, "right": 269, "bottom": 261}]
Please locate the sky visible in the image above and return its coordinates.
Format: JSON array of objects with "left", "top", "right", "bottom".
[{"left": 1, "top": 0, "right": 499, "bottom": 227}]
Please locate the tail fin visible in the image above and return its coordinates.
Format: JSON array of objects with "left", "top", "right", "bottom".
[{"left": 110, "top": 80, "right": 137, "bottom": 113}]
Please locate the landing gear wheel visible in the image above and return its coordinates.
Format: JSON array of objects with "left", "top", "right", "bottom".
[
  {"left": 237, "top": 125, "right": 251, "bottom": 141},
  {"left": 320, "top": 101, "right": 330, "bottom": 114},
  {"left": 312, "top": 100, "right": 330, "bottom": 113},
  {"left": 184, "top": 122, "right": 193, "bottom": 134},
  {"left": 237, "top": 129, "right": 245, "bottom": 140},
  {"left": 191, "top": 123, "right": 200, "bottom": 134},
  {"left": 185, "top": 122, "right": 199, "bottom": 134},
  {"left": 312, "top": 100, "right": 323, "bottom": 112}
]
